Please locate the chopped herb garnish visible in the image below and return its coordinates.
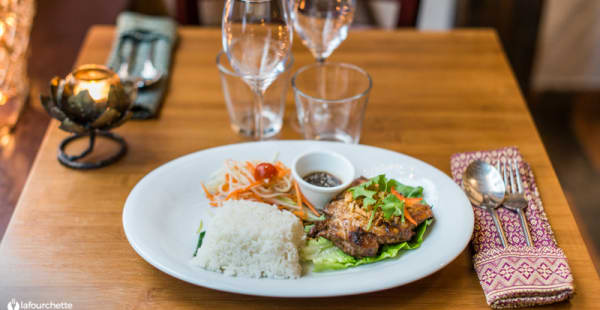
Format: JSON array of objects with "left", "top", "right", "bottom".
[
  {"left": 381, "top": 194, "right": 405, "bottom": 222},
  {"left": 349, "top": 185, "right": 376, "bottom": 201},
  {"left": 365, "top": 205, "right": 379, "bottom": 231},
  {"left": 348, "top": 175, "right": 427, "bottom": 230},
  {"left": 193, "top": 231, "right": 206, "bottom": 257},
  {"left": 394, "top": 183, "right": 424, "bottom": 198},
  {"left": 196, "top": 220, "right": 203, "bottom": 234},
  {"left": 362, "top": 196, "right": 377, "bottom": 208},
  {"left": 304, "top": 224, "right": 315, "bottom": 233}
]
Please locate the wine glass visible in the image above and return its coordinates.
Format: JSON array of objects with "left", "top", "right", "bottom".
[
  {"left": 222, "top": 0, "right": 293, "bottom": 140},
  {"left": 290, "top": 0, "right": 355, "bottom": 63}
]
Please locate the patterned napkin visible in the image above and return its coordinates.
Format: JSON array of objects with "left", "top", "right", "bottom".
[{"left": 450, "top": 147, "right": 574, "bottom": 309}]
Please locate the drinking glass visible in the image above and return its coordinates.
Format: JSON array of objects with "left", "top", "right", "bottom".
[
  {"left": 292, "top": 62, "right": 372, "bottom": 143},
  {"left": 222, "top": 0, "right": 293, "bottom": 140},
  {"left": 217, "top": 51, "right": 293, "bottom": 138},
  {"left": 290, "top": 0, "right": 355, "bottom": 63}
]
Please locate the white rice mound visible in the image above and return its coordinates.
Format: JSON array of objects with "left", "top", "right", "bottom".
[{"left": 191, "top": 200, "right": 305, "bottom": 279}]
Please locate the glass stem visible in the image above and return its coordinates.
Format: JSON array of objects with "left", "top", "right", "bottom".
[{"left": 252, "top": 89, "right": 264, "bottom": 141}]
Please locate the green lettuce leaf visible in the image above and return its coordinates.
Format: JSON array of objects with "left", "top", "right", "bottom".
[{"left": 301, "top": 219, "right": 433, "bottom": 272}]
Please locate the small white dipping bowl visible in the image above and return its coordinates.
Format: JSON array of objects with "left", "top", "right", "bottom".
[{"left": 292, "top": 151, "right": 356, "bottom": 210}]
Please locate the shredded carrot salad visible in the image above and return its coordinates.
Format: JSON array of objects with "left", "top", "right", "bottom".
[{"left": 201, "top": 159, "right": 321, "bottom": 221}]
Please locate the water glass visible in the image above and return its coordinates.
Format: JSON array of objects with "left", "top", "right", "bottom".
[
  {"left": 217, "top": 51, "right": 293, "bottom": 138},
  {"left": 221, "top": 0, "right": 293, "bottom": 140},
  {"left": 292, "top": 62, "right": 372, "bottom": 143}
]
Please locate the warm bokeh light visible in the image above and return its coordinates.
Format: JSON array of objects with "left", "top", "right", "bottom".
[
  {"left": 0, "top": 125, "right": 15, "bottom": 158},
  {"left": 0, "top": 126, "right": 16, "bottom": 159},
  {"left": 4, "top": 13, "right": 16, "bottom": 28},
  {"left": 0, "top": 91, "right": 6, "bottom": 106},
  {"left": 0, "top": 131, "right": 10, "bottom": 146},
  {"left": 73, "top": 80, "right": 111, "bottom": 102}
]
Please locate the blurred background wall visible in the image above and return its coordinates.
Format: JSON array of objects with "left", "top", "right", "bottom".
[{"left": 533, "top": 0, "right": 600, "bottom": 91}]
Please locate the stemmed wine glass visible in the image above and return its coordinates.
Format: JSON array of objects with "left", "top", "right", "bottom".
[
  {"left": 222, "top": 0, "right": 293, "bottom": 140},
  {"left": 290, "top": 0, "right": 355, "bottom": 63}
]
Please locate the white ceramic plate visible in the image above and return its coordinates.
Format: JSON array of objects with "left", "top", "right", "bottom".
[{"left": 123, "top": 141, "right": 473, "bottom": 297}]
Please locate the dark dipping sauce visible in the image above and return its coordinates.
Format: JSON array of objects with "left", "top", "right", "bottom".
[{"left": 303, "top": 171, "right": 342, "bottom": 187}]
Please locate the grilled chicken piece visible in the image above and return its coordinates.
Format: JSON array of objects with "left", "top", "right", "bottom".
[{"left": 309, "top": 180, "right": 433, "bottom": 258}]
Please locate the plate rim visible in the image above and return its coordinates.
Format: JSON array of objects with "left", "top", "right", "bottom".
[{"left": 122, "top": 140, "right": 474, "bottom": 297}]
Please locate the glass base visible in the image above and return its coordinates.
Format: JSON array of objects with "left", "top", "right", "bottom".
[
  {"left": 230, "top": 109, "right": 282, "bottom": 139},
  {"left": 231, "top": 123, "right": 281, "bottom": 139},
  {"left": 312, "top": 132, "right": 356, "bottom": 144}
]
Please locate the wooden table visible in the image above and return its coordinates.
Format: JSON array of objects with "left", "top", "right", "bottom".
[{"left": 1, "top": 26, "right": 598, "bottom": 309}]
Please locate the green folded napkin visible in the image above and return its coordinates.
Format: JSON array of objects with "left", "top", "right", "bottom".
[{"left": 106, "top": 12, "right": 177, "bottom": 119}]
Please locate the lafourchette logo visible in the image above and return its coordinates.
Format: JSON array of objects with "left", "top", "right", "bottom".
[
  {"left": 6, "top": 299, "right": 72, "bottom": 310},
  {"left": 7, "top": 299, "right": 19, "bottom": 310}
]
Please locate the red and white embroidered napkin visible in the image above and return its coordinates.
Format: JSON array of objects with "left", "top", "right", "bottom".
[{"left": 451, "top": 147, "right": 574, "bottom": 309}]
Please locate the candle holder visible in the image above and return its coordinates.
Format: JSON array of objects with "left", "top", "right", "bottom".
[{"left": 40, "top": 64, "right": 135, "bottom": 169}]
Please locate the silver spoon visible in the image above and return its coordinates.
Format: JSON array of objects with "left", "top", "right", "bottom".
[
  {"left": 117, "top": 32, "right": 163, "bottom": 89},
  {"left": 137, "top": 39, "right": 163, "bottom": 88},
  {"left": 463, "top": 160, "right": 508, "bottom": 247}
]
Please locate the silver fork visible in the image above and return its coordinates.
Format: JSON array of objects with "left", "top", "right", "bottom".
[{"left": 497, "top": 158, "right": 534, "bottom": 246}]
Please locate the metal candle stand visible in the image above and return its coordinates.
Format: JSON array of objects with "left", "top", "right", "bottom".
[
  {"left": 41, "top": 64, "right": 135, "bottom": 170},
  {"left": 57, "top": 131, "right": 127, "bottom": 169}
]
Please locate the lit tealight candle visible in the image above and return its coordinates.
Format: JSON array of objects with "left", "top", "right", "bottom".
[
  {"left": 67, "top": 65, "right": 119, "bottom": 104},
  {"left": 73, "top": 80, "right": 111, "bottom": 102}
]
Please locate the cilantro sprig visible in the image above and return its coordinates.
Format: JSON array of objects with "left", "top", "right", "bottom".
[
  {"left": 381, "top": 194, "right": 405, "bottom": 222},
  {"left": 348, "top": 175, "right": 425, "bottom": 231}
]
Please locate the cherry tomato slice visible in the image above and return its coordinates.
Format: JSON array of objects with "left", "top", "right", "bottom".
[{"left": 254, "top": 163, "right": 278, "bottom": 181}]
